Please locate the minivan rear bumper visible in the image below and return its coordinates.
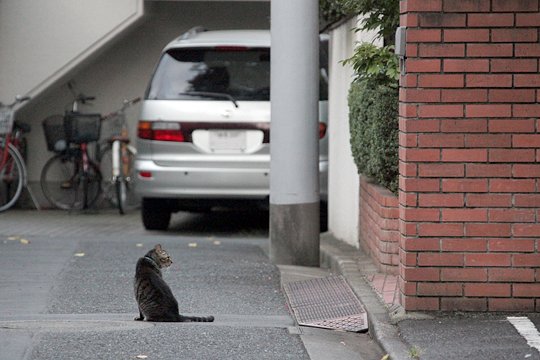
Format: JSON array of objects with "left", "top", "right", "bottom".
[{"left": 134, "top": 159, "right": 328, "bottom": 201}]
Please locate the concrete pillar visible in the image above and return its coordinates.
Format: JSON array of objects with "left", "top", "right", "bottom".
[{"left": 269, "top": 0, "right": 320, "bottom": 266}]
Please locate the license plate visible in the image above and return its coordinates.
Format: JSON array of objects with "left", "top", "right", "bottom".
[{"left": 209, "top": 130, "right": 246, "bottom": 152}]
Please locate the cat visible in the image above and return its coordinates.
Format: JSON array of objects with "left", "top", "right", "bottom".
[{"left": 134, "top": 244, "right": 214, "bottom": 322}]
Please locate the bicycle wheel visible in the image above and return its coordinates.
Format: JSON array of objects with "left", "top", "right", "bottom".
[
  {"left": 99, "top": 143, "right": 137, "bottom": 214},
  {"left": 0, "top": 144, "right": 25, "bottom": 212},
  {"left": 41, "top": 152, "right": 102, "bottom": 210}
]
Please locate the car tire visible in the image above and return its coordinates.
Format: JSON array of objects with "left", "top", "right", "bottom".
[{"left": 141, "top": 198, "right": 171, "bottom": 230}]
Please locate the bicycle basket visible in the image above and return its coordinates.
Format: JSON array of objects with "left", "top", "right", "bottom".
[
  {"left": 42, "top": 115, "right": 67, "bottom": 152},
  {"left": 64, "top": 112, "right": 101, "bottom": 144},
  {"left": 0, "top": 107, "right": 13, "bottom": 135}
]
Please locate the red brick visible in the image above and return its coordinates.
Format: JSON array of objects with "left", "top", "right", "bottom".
[
  {"left": 401, "top": 74, "right": 418, "bottom": 88},
  {"left": 491, "top": 90, "right": 536, "bottom": 103},
  {"left": 514, "top": 224, "right": 540, "bottom": 237},
  {"left": 489, "top": 119, "right": 535, "bottom": 133},
  {"left": 419, "top": 44, "right": 465, "bottom": 58},
  {"left": 490, "top": 179, "right": 536, "bottom": 192},
  {"left": 400, "top": 161, "right": 418, "bottom": 176},
  {"left": 466, "top": 223, "right": 512, "bottom": 237},
  {"left": 443, "top": 59, "right": 489, "bottom": 73},
  {"left": 402, "top": 267, "right": 440, "bottom": 281},
  {"left": 405, "top": 59, "right": 441, "bottom": 73},
  {"left": 418, "top": 253, "right": 465, "bottom": 267},
  {"left": 467, "top": 44, "right": 513, "bottom": 57},
  {"left": 402, "top": 13, "right": 419, "bottom": 27},
  {"left": 418, "top": 223, "right": 464, "bottom": 237},
  {"left": 490, "top": 149, "right": 536, "bottom": 163},
  {"left": 419, "top": 13, "right": 466, "bottom": 27},
  {"left": 402, "top": 237, "right": 440, "bottom": 251},
  {"left": 407, "top": 44, "right": 418, "bottom": 57},
  {"left": 464, "top": 283, "right": 511, "bottom": 297},
  {"left": 466, "top": 74, "right": 512, "bottom": 88},
  {"left": 407, "top": 29, "right": 442, "bottom": 43},
  {"left": 400, "top": 178, "right": 440, "bottom": 192},
  {"left": 400, "top": 222, "right": 418, "bottom": 236},
  {"left": 465, "top": 253, "right": 512, "bottom": 267},
  {"left": 442, "top": 208, "right": 487, "bottom": 222},
  {"left": 418, "top": 164, "right": 464, "bottom": 178},
  {"left": 418, "top": 104, "right": 464, "bottom": 118},
  {"left": 466, "top": 194, "right": 512, "bottom": 207},
  {"left": 515, "top": 194, "right": 540, "bottom": 207},
  {"left": 513, "top": 135, "right": 540, "bottom": 148},
  {"left": 489, "top": 238, "right": 535, "bottom": 251},
  {"left": 442, "top": 179, "right": 488, "bottom": 192},
  {"left": 418, "top": 134, "right": 464, "bottom": 148},
  {"left": 492, "top": 59, "right": 537, "bottom": 73},
  {"left": 493, "top": 0, "right": 539, "bottom": 12},
  {"left": 466, "top": 105, "right": 511, "bottom": 118},
  {"left": 399, "top": 103, "right": 418, "bottom": 117},
  {"left": 441, "top": 89, "right": 488, "bottom": 103},
  {"left": 441, "top": 119, "right": 487, "bottom": 133},
  {"left": 417, "top": 283, "right": 463, "bottom": 296},
  {"left": 442, "top": 149, "right": 487, "bottom": 162},
  {"left": 513, "top": 253, "right": 540, "bottom": 266},
  {"left": 401, "top": 295, "right": 440, "bottom": 311},
  {"left": 418, "top": 74, "right": 464, "bottom": 88},
  {"left": 514, "top": 164, "right": 540, "bottom": 177},
  {"left": 444, "top": 29, "right": 490, "bottom": 42},
  {"left": 515, "top": 74, "right": 540, "bottom": 87},
  {"left": 400, "top": 118, "right": 440, "bottom": 133},
  {"left": 489, "top": 268, "right": 535, "bottom": 282},
  {"left": 489, "top": 298, "right": 534, "bottom": 312},
  {"left": 514, "top": 284, "right": 540, "bottom": 298},
  {"left": 466, "top": 164, "right": 512, "bottom": 177},
  {"left": 406, "top": 0, "right": 442, "bottom": 11},
  {"left": 399, "top": 148, "right": 440, "bottom": 162},
  {"left": 418, "top": 193, "right": 464, "bottom": 207},
  {"left": 441, "top": 238, "right": 487, "bottom": 252},
  {"left": 442, "top": 298, "right": 487, "bottom": 312},
  {"left": 516, "top": 44, "right": 540, "bottom": 57},
  {"left": 441, "top": 268, "right": 487, "bottom": 282},
  {"left": 490, "top": 209, "right": 536, "bottom": 223},
  {"left": 515, "top": 105, "right": 540, "bottom": 117},
  {"left": 402, "top": 208, "right": 440, "bottom": 222},
  {"left": 466, "top": 134, "right": 511, "bottom": 148},
  {"left": 468, "top": 13, "right": 515, "bottom": 27},
  {"left": 493, "top": 29, "right": 538, "bottom": 43},
  {"left": 516, "top": 13, "right": 540, "bottom": 26},
  {"left": 443, "top": 0, "right": 490, "bottom": 12}
]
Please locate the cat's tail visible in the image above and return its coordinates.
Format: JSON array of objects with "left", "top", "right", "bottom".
[{"left": 180, "top": 315, "right": 215, "bottom": 322}]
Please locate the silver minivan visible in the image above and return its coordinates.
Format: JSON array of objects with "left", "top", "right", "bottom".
[{"left": 135, "top": 28, "right": 329, "bottom": 230}]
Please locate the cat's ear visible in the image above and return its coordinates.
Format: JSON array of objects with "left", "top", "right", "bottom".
[{"left": 154, "top": 244, "right": 162, "bottom": 251}]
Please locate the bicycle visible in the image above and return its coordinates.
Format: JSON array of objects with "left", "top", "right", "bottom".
[
  {"left": 99, "top": 97, "right": 140, "bottom": 214},
  {"left": 40, "top": 93, "right": 103, "bottom": 210},
  {"left": 0, "top": 95, "right": 38, "bottom": 212}
]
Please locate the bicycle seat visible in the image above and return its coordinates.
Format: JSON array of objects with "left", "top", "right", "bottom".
[
  {"left": 109, "top": 135, "right": 130, "bottom": 143},
  {"left": 14, "top": 121, "right": 31, "bottom": 133}
]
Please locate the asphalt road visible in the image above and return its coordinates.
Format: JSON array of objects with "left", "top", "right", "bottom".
[{"left": 0, "top": 209, "right": 382, "bottom": 360}]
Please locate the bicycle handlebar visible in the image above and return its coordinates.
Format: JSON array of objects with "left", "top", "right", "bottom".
[{"left": 102, "top": 97, "right": 141, "bottom": 121}]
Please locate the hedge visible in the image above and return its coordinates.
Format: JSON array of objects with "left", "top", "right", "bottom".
[{"left": 348, "top": 78, "right": 399, "bottom": 193}]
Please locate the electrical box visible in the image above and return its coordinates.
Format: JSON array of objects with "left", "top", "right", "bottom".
[{"left": 395, "top": 27, "right": 406, "bottom": 57}]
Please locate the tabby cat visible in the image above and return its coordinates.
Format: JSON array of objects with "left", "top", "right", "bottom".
[{"left": 134, "top": 244, "right": 214, "bottom": 322}]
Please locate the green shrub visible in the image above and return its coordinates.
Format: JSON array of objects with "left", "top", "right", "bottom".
[{"left": 348, "top": 79, "right": 399, "bottom": 193}]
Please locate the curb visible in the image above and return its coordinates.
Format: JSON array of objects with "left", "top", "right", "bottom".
[{"left": 320, "top": 233, "right": 411, "bottom": 360}]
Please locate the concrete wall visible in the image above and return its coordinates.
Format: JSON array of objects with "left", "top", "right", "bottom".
[
  {"left": 15, "top": 1, "right": 270, "bottom": 201},
  {"left": 327, "top": 17, "right": 379, "bottom": 247},
  {"left": 0, "top": 0, "right": 143, "bottom": 102}
]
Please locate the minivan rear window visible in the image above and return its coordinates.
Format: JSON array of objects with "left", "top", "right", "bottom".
[{"left": 146, "top": 46, "right": 329, "bottom": 101}]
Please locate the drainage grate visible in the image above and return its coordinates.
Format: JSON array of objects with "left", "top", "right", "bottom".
[{"left": 283, "top": 275, "right": 368, "bottom": 333}]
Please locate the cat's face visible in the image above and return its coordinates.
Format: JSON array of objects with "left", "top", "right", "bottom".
[{"left": 152, "top": 244, "right": 173, "bottom": 269}]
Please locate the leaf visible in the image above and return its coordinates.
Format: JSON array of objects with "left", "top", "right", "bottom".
[
  {"left": 213, "top": 240, "right": 221, "bottom": 246},
  {"left": 74, "top": 252, "right": 85, "bottom": 257},
  {"left": 7, "top": 236, "right": 19, "bottom": 241},
  {"left": 188, "top": 243, "right": 198, "bottom": 248},
  {"left": 19, "top": 239, "right": 30, "bottom": 245},
  {"left": 381, "top": 355, "right": 390, "bottom": 360},
  {"left": 136, "top": 243, "right": 143, "bottom": 247},
  {"left": 135, "top": 355, "right": 148, "bottom": 359}
]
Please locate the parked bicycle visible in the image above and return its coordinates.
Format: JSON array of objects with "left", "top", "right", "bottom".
[
  {"left": 40, "top": 93, "right": 102, "bottom": 210},
  {"left": 99, "top": 97, "right": 140, "bottom": 214}
]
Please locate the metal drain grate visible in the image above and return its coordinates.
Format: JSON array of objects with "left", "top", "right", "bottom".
[{"left": 283, "top": 275, "right": 368, "bottom": 333}]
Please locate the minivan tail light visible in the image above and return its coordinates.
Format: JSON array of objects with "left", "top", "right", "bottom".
[
  {"left": 319, "top": 122, "right": 327, "bottom": 139},
  {"left": 138, "top": 121, "right": 185, "bottom": 142}
]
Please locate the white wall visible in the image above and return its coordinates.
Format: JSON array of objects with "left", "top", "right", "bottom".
[
  {"left": 0, "top": 0, "right": 143, "bottom": 102},
  {"left": 13, "top": 1, "right": 270, "bottom": 206},
  {"left": 327, "top": 17, "right": 379, "bottom": 247}
]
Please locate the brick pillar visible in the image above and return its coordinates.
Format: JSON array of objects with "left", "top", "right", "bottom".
[{"left": 399, "top": 0, "right": 540, "bottom": 311}]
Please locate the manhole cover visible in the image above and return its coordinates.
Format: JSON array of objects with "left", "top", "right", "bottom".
[{"left": 283, "top": 275, "right": 368, "bottom": 332}]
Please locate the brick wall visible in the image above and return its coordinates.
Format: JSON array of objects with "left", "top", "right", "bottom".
[
  {"left": 359, "top": 177, "right": 400, "bottom": 275},
  {"left": 399, "top": 0, "right": 540, "bottom": 311}
]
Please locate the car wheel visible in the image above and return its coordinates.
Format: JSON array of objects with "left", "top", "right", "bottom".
[{"left": 141, "top": 198, "right": 171, "bottom": 230}]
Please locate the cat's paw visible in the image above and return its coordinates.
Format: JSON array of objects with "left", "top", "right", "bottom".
[{"left": 134, "top": 316, "right": 143, "bottom": 321}]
